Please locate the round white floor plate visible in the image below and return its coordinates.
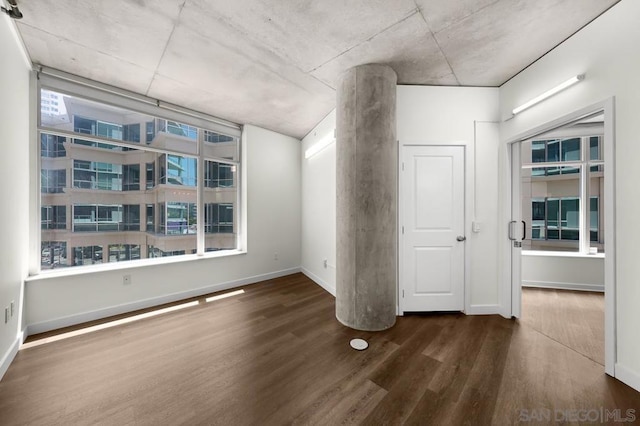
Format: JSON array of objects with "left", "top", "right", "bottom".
[{"left": 350, "top": 338, "right": 369, "bottom": 351}]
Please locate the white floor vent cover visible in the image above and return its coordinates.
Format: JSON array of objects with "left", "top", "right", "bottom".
[{"left": 349, "top": 338, "right": 368, "bottom": 351}]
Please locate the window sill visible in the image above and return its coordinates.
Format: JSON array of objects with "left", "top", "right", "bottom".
[
  {"left": 522, "top": 250, "right": 605, "bottom": 259},
  {"left": 26, "top": 249, "right": 247, "bottom": 282}
]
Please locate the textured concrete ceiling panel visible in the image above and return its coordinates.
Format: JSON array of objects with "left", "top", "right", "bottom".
[
  {"left": 434, "top": 0, "right": 619, "bottom": 86},
  {"left": 14, "top": 0, "right": 621, "bottom": 138},
  {"left": 312, "top": 12, "right": 458, "bottom": 88},
  {"left": 415, "top": 0, "right": 499, "bottom": 34},
  {"left": 18, "top": 25, "right": 156, "bottom": 94},
  {"left": 150, "top": 1, "right": 335, "bottom": 138},
  {"left": 188, "top": 0, "right": 419, "bottom": 72},
  {"left": 16, "top": 0, "right": 183, "bottom": 71}
]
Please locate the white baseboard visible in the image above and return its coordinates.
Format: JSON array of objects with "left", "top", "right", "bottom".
[
  {"left": 301, "top": 267, "right": 336, "bottom": 297},
  {"left": 466, "top": 304, "right": 501, "bottom": 315},
  {"left": 615, "top": 363, "right": 640, "bottom": 392},
  {"left": 0, "top": 332, "right": 22, "bottom": 382},
  {"left": 26, "top": 267, "right": 301, "bottom": 336},
  {"left": 523, "top": 280, "right": 604, "bottom": 292}
]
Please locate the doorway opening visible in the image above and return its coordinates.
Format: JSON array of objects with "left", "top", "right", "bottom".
[{"left": 507, "top": 99, "right": 615, "bottom": 375}]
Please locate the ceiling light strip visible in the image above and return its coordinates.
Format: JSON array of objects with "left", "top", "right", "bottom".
[
  {"left": 512, "top": 74, "right": 585, "bottom": 116},
  {"left": 305, "top": 130, "right": 335, "bottom": 159}
]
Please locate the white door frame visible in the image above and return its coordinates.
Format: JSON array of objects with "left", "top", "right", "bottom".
[
  {"left": 502, "top": 98, "right": 616, "bottom": 376},
  {"left": 398, "top": 140, "right": 474, "bottom": 316},
  {"left": 510, "top": 142, "right": 523, "bottom": 319}
]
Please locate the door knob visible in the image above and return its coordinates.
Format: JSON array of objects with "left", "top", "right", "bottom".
[{"left": 456, "top": 236, "right": 466, "bottom": 242}]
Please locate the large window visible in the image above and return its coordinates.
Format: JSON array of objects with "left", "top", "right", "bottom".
[
  {"left": 521, "top": 135, "right": 604, "bottom": 253},
  {"left": 38, "top": 81, "right": 240, "bottom": 271}
]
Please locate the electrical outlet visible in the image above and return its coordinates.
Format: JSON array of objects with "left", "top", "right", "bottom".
[
  {"left": 123, "top": 274, "right": 132, "bottom": 285},
  {"left": 10, "top": 301, "right": 14, "bottom": 317},
  {"left": 274, "top": 252, "right": 278, "bottom": 261},
  {"left": 4, "top": 307, "right": 8, "bottom": 324},
  {"left": 323, "top": 259, "right": 328, "bottom": 268}
]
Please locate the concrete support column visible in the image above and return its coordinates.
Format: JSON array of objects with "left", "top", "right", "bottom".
[{"left": 336, "top": 64, "right": 397, "bottom": 331}]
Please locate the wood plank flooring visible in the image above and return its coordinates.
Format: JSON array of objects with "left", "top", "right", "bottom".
[
  {"left": 0, "top": 273, "right": 638, "bottom": 425},
  {"left": 521, "top": 287, "right": 604, "bottom": 365}
]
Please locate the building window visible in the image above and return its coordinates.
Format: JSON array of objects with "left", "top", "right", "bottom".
[
  {"left": 73, "top": 245, "right": 103, "bottom": 265},
  {"left": 145, "top": 162, "right": 155, "bottom": 189},
  {"left": 205, "top": 161, "right": 235, "bottom": 188},
  {"left": 123, "top": 123, "right": 141, "bottom": 143},
  {"left": 38, "top": 85, "right": 240, "bottom": 271},
  {"left": 123, "top": 164, "right": 140, "bottom": 191},
  {"left": 41, "top": 241, "right": 67, "bottom": 269},
  {"left": 521, "top": 135, "right": 604, "bottom": 253},
  {"left": 156, "top": 119, "right": 197, "bottom": 140},
  {"left": 531, "top": 196, "right": 591, "bottom": 242},
  {"left": 159, "top": 202, "right": 197, "bottom": 235},
  {"left": 41, "top": 134, "right": 66, "bottom": 158},
  {"left": 146, "top": 204, "right": 155, "bottom": 233},
  {"left": 205, "top": 203, "right": 234, "bottom": 233},
  {"left": 73, "top": 160, "right": 123, "bottom": 191},
  {"left": 41, "top": 206, "right": 66, "bottom": 230},
  {"left": 123, "top": 204, "right": 141, "bottom": 231},
  {"left": 41, "top": 169, "right": 66, "bottom": 193},
  {"left": 73, "top": 204, "right": 124, "bottom": 232},
  {"left": 108, "top": 244, "right": 140, "bottom": 262},
  {"left": 145, "top": 121, "right": 155, "bottom": 144},
  {"left": 159, "top": 154, "right": 197, "bottom": 187},
  {"left": 148, "top": 246, "right": 186, "bottom": 258},
  {"left": 204, "top": 130, "right": 235, "bottom": 143}
]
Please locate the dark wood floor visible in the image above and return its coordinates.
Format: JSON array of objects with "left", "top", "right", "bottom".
[{"left": 1, "top": 273, "right": 638, "bottom": 425}]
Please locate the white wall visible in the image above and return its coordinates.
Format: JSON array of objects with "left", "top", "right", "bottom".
[
  {"left": 25, "top": 124, "right": 302, "bottom": 332},
  {"left": 0, "top": 15, "right": 31, "bottom": 379},
  {"left": 522, "top": 254, "right": 604, "bottom": 292},
  {"left": 397, "top": 86, "right": 501, "bottom": 313},
  {"left": 500, "top": 0, "right": 640, "bottom": 389},
  {"left": 301, "top": 110, "right": 337, "bottom": 295},
  {"left": 302, "top": 88, "right": 501, "bottom": 311}
]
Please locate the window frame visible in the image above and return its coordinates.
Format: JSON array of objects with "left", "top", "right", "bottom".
[
  {"left": 522, "top": 135, "right": 604, "bottom": 254},
  {"left": 34, "top": 70, "right": 244, "bottom": 275}
]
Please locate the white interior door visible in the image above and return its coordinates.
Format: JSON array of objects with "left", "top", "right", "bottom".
[{"left": 400, "top": 145, "right": 465, "bottom": 312}]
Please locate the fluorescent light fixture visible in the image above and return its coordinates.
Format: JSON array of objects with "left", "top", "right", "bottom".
[
  {"left": 305, "top": 130, "right": 335, "bottom": 159},
  {"left": 512, "top": 74, "right": 585, "bottom": 116}
]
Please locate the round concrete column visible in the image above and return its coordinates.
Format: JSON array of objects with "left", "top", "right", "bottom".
[{"left": 336, "top": 64, "right": 397, "bottom": 331}]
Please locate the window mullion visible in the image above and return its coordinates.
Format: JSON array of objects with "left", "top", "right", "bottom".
[
  {"left": 544, "top": 198, "right": 549, "bottom": 241},
  {"left": 579, "top": 136, "right": 590, "bottom": 254},
  {"left": 197, "top": 130, "right": 205, "bottom": 256}
]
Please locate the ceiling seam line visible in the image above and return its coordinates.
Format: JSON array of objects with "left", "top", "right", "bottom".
[
  {"left": 146, "top": 0, "right": 188, "bottom": 96},
  {"left": 307, "top": 8, "right": 421, "bottom": 74},
  {"left": 428, "top": 0, "right": 501, "bottom": 35},
  {"left": 18, "top": 22, "right": 153, "bottom": 72},
  {"left": 414, "top": 5, "right": 460, "bottom": 85}
]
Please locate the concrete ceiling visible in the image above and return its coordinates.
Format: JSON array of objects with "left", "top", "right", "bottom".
[{"left": 16, "top": 0, "right": 619, "bottom": 139}]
